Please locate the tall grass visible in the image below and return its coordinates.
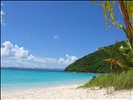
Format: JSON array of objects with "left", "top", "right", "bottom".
[{"left": 81, "top": 70, "right": 133, "bottom": 90}]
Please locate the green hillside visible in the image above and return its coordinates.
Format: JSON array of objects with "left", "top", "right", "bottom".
[{"left": 64, "top": 41, "right": 124, "bottom": 73}]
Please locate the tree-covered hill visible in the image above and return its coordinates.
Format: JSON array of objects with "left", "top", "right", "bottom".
[{"left": 64, "top": 41, "right": 125, "bottom": 73}]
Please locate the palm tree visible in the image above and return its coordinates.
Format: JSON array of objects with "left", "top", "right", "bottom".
[{"left": 91, "top": 1, "right": 133, "bottom": 71}]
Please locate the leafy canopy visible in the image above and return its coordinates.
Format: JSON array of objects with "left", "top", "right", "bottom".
[{"left": 91, "top": 1, "right": 133, "bottom": 71}]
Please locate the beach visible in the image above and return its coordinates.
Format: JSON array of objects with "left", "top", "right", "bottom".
[{"left": 2, "top": 84, "right": 133, "bottom": 100}]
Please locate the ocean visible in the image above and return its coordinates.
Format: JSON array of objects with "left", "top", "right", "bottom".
[{"left": 1, "top": 68, "right": 99, "bottom": 94}]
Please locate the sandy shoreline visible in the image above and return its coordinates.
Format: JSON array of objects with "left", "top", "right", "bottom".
[{"left": 2, "top": 84, "right": 133, "bottom": 100}]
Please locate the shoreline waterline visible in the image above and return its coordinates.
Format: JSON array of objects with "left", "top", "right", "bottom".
[
  {"left": 1, "top": 82, "right": 85, "bottom": 95},
  {"left": 1, "top": 83, "right": 83, "bottom": 96},
  {"left": 1, "top": 68, "right": 99, "bottom": 94}
]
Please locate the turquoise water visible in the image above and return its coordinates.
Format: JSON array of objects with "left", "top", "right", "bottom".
[{"left": 1, "top": 68, "right": 99, "bottom": 93}]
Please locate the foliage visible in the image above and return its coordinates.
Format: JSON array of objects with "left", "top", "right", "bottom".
[
  {"left": 65, "top": 1, "right": 133, "bottom": 73},
  {"left": 91, "top": 1, "right": 133, "bottom": 71},
  {"left": 104, "top": 40, "right": 133, "bottom": 72},
  {"left": 64, "top": 41, "right": 125, "bottom": 73},
  {"left": 90, "top": 1, "right": 133, "bottom": 40},
  {"left": 81, "top": 70, "right": 133, "bottom": 90}
]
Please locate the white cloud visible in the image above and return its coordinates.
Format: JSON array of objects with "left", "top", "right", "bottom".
[
  {"left": 27, "top": 54, "right": 77, "bottom": 65},
  {"left": 1, "top": 10, "right": 4, "bottom": 15},
  {"left": 1, "top": 41, "right": 29, "bottom": 59},
  {"left": 1, "top": 3, "right": 3, "bottom": 6},
  {"left": 1, "top": 2, "right": 6, "bottom": 25},
  {"left": 27, "top": 55, "right": 57, "bottom": 63},
  {"left": 53, "top": 34, "right": 59, "bottom": 39},
  {"left": 58, "top": 54, "right": 78, "bottom": 65},
  {"left": 1, "top": 60, "right": 46, "bottom": 68},
  {"left": 1, "top": 10, "right": 5, "bottom": 25},
  {"left": 1, "top": 41, "right": 78, "bottom": 68}
]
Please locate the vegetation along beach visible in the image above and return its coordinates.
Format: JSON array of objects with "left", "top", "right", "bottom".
[{"left": 1, "top": 1, "right": 133, "bottom": 100}]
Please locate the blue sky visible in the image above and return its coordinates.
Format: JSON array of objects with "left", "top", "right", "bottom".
[{"left": 1, "top": 1, "right": 126, "bottom": 69}]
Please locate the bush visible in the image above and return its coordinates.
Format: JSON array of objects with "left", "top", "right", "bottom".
[{"left": 81, "top": 70, "right": 133, "bottom": 90}]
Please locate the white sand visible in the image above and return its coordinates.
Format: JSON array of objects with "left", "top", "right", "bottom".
[{"left": 1, "top": 84, "right": 133, "bottom": 100}]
